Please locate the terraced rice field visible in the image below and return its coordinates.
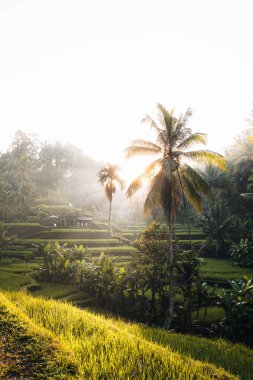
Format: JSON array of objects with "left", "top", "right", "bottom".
[{"left": 2, "top": 291, "right": 253, "bottom": 379}]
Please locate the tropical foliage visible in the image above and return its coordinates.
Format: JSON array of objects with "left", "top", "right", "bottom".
[
  {"left": 98, "top": 164, "right": 124, "bottom": 236},
  {"left": 125, "top": 104, "right": 225, "bottom": 328}
]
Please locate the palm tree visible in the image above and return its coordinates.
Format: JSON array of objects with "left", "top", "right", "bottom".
[
  {"left": 125, "top": 104, "right": 226, "bottom": 329},
  {"left": 98, "top": 164, "right": 124, "bottom": 238}
]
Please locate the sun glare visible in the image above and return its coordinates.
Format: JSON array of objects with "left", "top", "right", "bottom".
[{"left": 120, "top": 156, "right": 155, "bottom": 186}]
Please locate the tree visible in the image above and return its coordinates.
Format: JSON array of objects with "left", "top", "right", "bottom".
[
  {"left": 200, "top": 200, "right": 234, "bottom": 256},
  {"left": 125, "top": 104, "right": 225, "bottom": 329},
  {"left": 175, "top": 250, "right": 203, "bottom": 332},
  {"left": 97, "top": 164, "right": 124, "bottom": 237},
  {"left": 0, "top": 130, "right": 39, "bottom": 221},
  {"left": 0, "top": 222, "right": 16, "bottom": 261},
  {"left": 218, "top": 277, "right": 253, "bottom": 345},
  {"left": 133, "top": 222, "right": 170, "bottom": 321}
]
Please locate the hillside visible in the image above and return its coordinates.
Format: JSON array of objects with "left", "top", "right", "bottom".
[{"left": 1, "top": 291, "right": 253, "bottom": 379}]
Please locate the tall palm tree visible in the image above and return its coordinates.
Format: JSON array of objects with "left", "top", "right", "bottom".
[
  {"left": 125, "top": 104, "right": 226, "bottom": 329},
  {"left": 98, "top": 164, "right": 125, "bottom": 238}
]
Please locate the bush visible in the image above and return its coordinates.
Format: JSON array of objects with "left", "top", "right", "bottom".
[{"left": 230, "top": 238, "right": 253, "bottom": 268}]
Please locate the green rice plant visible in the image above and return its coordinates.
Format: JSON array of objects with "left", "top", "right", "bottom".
[
  {"left": 0, "top": 271, "right": 33, "bottom": 290},
  {"left": 200, "top": 258, "right": 253, "bottom": 281},
  {"left": 192, "top": 306, "right": 225, "bottom": 323},
  {"left": 0, "top": 292, "right": 78, "bottom": 379},
  {"left": 16, "top": 238, "right": 120, "bottom": 243},
  {"left": 177, "top": 239, "right": 205, "bottom": 244},
  {"left": 5, "top": 291, "right": 238, "bottom": 380},
  {"left": 2, "top": 245, "right": 31, "bottom": 251},
  {"left": 112, "top": 317, "right": 253, "bottom": 380},
  {"left": 86, "top": 246, "right": 137, "bottom": 255},
  {"left": 4, "top": 223, "right": 41, "bottom": 226},
  {"left": 31, "top": 283, "right": 84, "bottom": 299},
  {"left": 0, "top": 262, "right": 40, "bottom": 273},
  {"left": 39, "top": 229, "right": 109, "bottom": 239}
]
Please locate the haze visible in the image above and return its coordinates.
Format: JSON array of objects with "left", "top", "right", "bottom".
[{"left": 0, "top": 0, "right": 252, "bottom": 180}]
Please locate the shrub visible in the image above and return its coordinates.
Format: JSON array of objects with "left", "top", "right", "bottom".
[{"left": 230, "top": 238, "right": 253, "bottom": 268}]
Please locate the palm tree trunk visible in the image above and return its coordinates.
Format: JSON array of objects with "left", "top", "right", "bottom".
[
  {"left": 188, "top": 223, "right": 192, "bottom": 249},
  {"left": 177, "top": 169, "right": 192, "bottom": 248},
  {"left": 107, "top": 199, "right": 112, "bottom": 247},
  {"left": 164, "top": 212, "right": 174, "bottom": 330}
]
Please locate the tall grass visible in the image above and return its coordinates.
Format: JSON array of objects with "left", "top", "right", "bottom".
[
  {"left": 5, "top": 291, "right": 240, "bottom": 380},
  {"left": 113, "top": 319, "right": 253, "bottom": 380},
  {"left": 0, "top": 292, "right": 78, "bottom": 379}
]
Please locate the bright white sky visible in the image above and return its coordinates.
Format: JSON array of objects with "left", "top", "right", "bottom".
[{"left": 0, "top": 0, "right": 252, "bottom": 181}]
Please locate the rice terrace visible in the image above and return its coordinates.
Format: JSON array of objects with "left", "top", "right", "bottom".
[{"left": 0, "top": 1, "right": 253, "bottom": 379}]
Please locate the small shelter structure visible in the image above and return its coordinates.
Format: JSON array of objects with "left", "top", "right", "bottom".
[{"left": 45, "top": 215, "right": 94, "bottom": 228}]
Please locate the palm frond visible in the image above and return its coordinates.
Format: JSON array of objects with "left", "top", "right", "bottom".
[
  {"left": 141, "top": 115, "right": 162, "bottom": 134},
  {"left": 141, "top": 115, "right": 167, "bottom": 146},
  {"left": 114, "top": 175, "right": 125, "bottom": 190},
  {"left": 130, "top": 139, "right": 161, "bottom": 150},
  {"left": 177, "top": 133, "right": 207, "bottom": 150},
  {"left": 126, "top": 159, "right": 161, "bottom": 198},
  {"left": 181, "top": 164, "right": 211, "bottom": 198},
  {"left": 180, "top": 175, "right": 202, "bottom": 213},
  {"left": 144, "top": 171, "right": 166, "bottom": 215},
  {"left": 171, "top": 125, "right": 191, "bottom": 148},
  {"left": 125, "top": 145, "right": 161, "bottom": 158},
  {"left": 126, "top": 176, "right": 143, "bottom": 198},
  {"left": 177, "top": 108, "right": 193, "bottom": 128},
  {"left": 105, "top": 182, "right": 116, "bottom": 202},
  {"left": 97, "top": 169, "right": 109, "bottom": 185},
  {"left": 182, "top": 150, "right": 226, "bottom": 170},
  {"left": 98, "top": 164, "right": 124, "bottom": 201},
  {"left": 157, "top": 103, "right": 174, "bottom": 136}
]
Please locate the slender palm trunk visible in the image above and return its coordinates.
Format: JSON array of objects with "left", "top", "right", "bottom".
[
  {"left": 164, "top": 211, "right": 174, "bottom": 330},
  {"left": 107, "top": 198, "right": 112, "bottom": 248},
  {"left": 177, "top": 169, "right": 192, "bottom": 248},
  {"left": 188, "top": 223, "right": 192, "bottom": 248}
]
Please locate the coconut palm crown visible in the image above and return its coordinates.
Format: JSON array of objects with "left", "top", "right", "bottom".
[
  {"left": 98, "top": 164, "right": 125, "bottom": 236},
  {"left": 126, "top": 104, "right": 226, "bottom": 219},
  {"left": 125, "top": 104, "right": 226, "bottom": 329}
]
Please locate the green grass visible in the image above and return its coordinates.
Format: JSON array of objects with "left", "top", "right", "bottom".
[
  {"left": 4, "top": 222, "right": 41, "bottom": 226},
  {"left": 0, "top": 292, "right": 78, "bottom": 379},
  {"left": 192, "top": 306, "right": 226, "bottom": 323},
  {"left": 86, "top": 246, "right": 137, "bottom": 255},
  {"left": 177, "top": 239, "right": 205, "bottom": 244},
  {"left": 2, "top": 245, "right": 33, "bottom": 251},
  {"left": 3, "top": 291, "right": 240, "bottom": 380},
  {"left": 16, "top": 238, "right": 121, "bottom": 247},
  {"left": 31, "top": 282, "right": 87, "bottom": 300},
  {"left": 0, "top": 259, "right": 94, "bottom": 305},
  {"left": 0, "top": 262, "right": 40, "bottom": 273},
  {"left": 51, "top": 228, "right": 107, "bottom": 232},
  {"left": 39, "top": 229, "right": 109, "bottom": 239},
  {"left": 200, "top": 258, "right": 253, "bottom": 282},
  {"left": 112, "top": 319, "right": 253, "bottom": 380},
  {"left": 0, "top": 270, "right": 34, "bottom": 291}
]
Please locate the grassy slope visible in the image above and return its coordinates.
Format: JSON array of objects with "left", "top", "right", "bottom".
[
  {"left": 0, "top": 262, "right": 89, "bottom": 304},
  {"left": 3, "top": 291, "right": 240, "bottom": 380},
  {"left": 0, "top": 292, "right": 78, "bottom": 379},
  {"left": 113, "top": 319, "right": 253, "bottom": 380}
]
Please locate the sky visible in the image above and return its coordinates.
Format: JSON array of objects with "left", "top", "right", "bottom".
[{"left": 0, "top": 0, "right": 252, "bottom": 180}]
